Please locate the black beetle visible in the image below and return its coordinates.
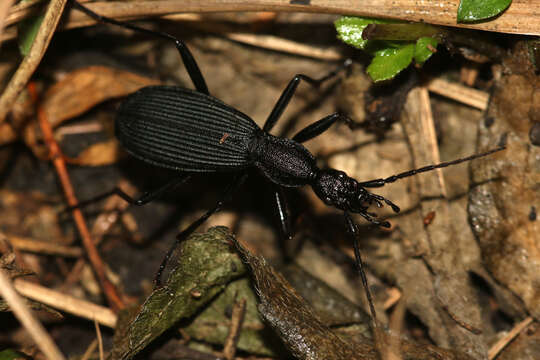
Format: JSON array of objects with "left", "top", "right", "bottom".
[{"left": 71, "top": 0, "right": 505, "bottom": 322}]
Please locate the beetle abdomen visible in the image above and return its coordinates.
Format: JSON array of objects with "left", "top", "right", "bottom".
[{"left": 116, "top": 86, "right": 259, "bottom": 172}]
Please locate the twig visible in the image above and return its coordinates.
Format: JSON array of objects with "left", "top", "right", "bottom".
[
  {"left": 383, "top": 287, "right": 402, "bottom": 310},
  {"left": 0, "top": 268, "right": 66, "bottom": 360},
  {"left": 427, "top": 78, "right": 489, "bottom": 110},
  {"left": 55, "top": 122, "right": 104, "bottom": 136},
  {"left": 488, "top": 317, "right": 534, "bottom": 360},
  {"left": 63, "top": 179, "right": 136, "bottom": 288},
  {"left": 460, "top": 65, "right": 479, "bottom": 87},
  {"left": 385, "top": 297, "right": 405, "bottom": 360},
  {"left": 225, "top": 32, "right": 341, "bottom": 61},
  {"left": 0, "top": 0, "right": 68, "bottom": 123},
  {"left": 0, "top": 0, "right": 15, "bottom": 47},
  {"left": 2, "top": 0, "right": 539, "bottom": 43},
  {"left": 3, "top": 0, "right": 51, "bottom": 28},
  {"left": 94, "top": 319, "right": 104, "bottom": 360},
  {"left": 222, "top": 298, "right": 247, "bottom": 360},
  {"left": 7, "top": 234, "right": 83, "bottom": 257},
  {"left": 30, "top": 82, "right": 125, "bottom": 311},
  {"left": 440, "top": 299, "right": 482, "bottom": 335},
  {"left": 91, "top": 179, "right": 136, "bottom": 240},
  {"left": 175, "top": 16, "right": 342, "bottom": 60},
  {"left": 418, "top": 86, "right": 446, "bottom": 196},
  {"left": 60, "top": 1, "right": 540, "bottom": 36},
  {"left": 230, "top": 33, "right": 343, "bottom": 60},
  {"left": 80, "top": 339, "right": 98, "bottom": 360},
  {"left": 63, "top": 260, "right": 87, "bottom": 288},
  {"left": 14, "top": 278, "right": 118, "bottom": 328}
]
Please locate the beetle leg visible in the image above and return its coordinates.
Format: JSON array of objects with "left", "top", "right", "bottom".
[
  {"left": 263, "top": 59, "right": 352, "bottom": 133},
  {"left": 64, "top": 175, "right": 190, "bottom": 213},
  {"left": 72, "top": 1, "right": 209, "bottom": 94},
  {"left": 344, "top": 211, "right": 379, "bottom": 326},
  {"left": 369, "top": 193, "right": 401, "bottom": 213},
  {"left": 292, "top": 112, "right": 354, "bottom": 143},
  {"left": 154, "top": 172, "right": 249, "bottom": 287},
  {"left": 273, "top": 185, "right": 296, "bottom": 261}
]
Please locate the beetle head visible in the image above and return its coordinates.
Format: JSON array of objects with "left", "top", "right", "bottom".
[{"left": 312, "top": 169, "right": 400, "bottom": 221}]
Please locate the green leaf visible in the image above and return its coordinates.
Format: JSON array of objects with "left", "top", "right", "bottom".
[
  {"left": 335, "top": 17, "right": 441, "bottom": 81},
  {"left": 367, "top": 44, "right": 415, "bottom": 82},
  {"left": 415, "top": 37, "right": 439, "bottom": 64},
  {"left": 0, "top": 349, "right": 30, "bottom": 360},
  {"left": 335, "top": 16, "right": 391, "bottom": 50},
  {"left": 17, "top": 14, "right": 45, "bottom": 56},
  {"left": 457, "top": 0, "right": 512, "bottom": 22}
]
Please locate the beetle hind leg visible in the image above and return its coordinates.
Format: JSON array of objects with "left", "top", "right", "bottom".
[{"left": 154, "top": 172, "right": 248, "bottom": 287}]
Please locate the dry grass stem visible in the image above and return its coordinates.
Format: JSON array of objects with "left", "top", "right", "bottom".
[
  {"left": 0, "top": 0, "right": 68, "bottom": 123},
  {"left": 222, "top": 298, "right": 247, "bottom": 360},
  {"left": 418, "top": 86, "right": 446, "bottom": 195},
  {"left": 14, "top": 278, "right": 118, "bottom": 328},
  {"left": 383, "top": 287, "right": 402, "bottom": 310},
  {"left": 0, "top": 0, "right": 16, "bottom": 45},
  {"left": 385, "top": 298, "right": 405, "bottom": 360},
  {"left": 427, "top": 78, "right": 489, "bottom": 110},
  {"left": 94, "top": 319, "right": 105, "bottom": 360},
  {"left": 8, "top": 235, "right": 83, "bottom": 257},
  {"left": 226, "top": 33, "right": 341, "bottom": 60},
  {"left": 58, "top": 1, "right": 540, "bottom": 36},
  {"left": 488, "top": 317, "right": 534, "bottom": 360},
  {"left": 0, "top": 268, "right": 66, "bottom": 360},
  {"left": 32, "top": 83, "right": 125, "bottom": 311},
  {"left": 80, "top": 339, "right": 98, "bottom": 360}
]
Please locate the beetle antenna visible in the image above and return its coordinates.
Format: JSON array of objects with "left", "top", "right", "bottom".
[{"left": 360, "top": 146, "right": 505, "bottom": 188}]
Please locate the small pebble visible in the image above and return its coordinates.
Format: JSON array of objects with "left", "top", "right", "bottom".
[
  {"left": 530, "top": 122, "right": 540, "bottom": 146},
  {"left": 529, "top": 206, "right": 537, "bottom": 222}
]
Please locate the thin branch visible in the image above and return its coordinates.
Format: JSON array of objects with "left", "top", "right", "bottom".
[
  {"left": 418, "top": 86, "right": 446, "bottom": 196},
  {"left": 384, "top": 297, "right": 405, "bottom": 360},
  {"left": 14, "top": 279, "right": 118, "bottom": 328},
  {"left": 60, "top": 1, "right": 540, "bottom": 36},
  {"left": 63, "top": 179, "right": 136, "bottom": 288},
  {"left": 488, "top": 317, "right": 534, "bottom": 360},
  {"left": 0, "top": 268, "right": 66, "bottom": 360},
  {"left": 383, "top": 287, "right": 402, "bottom": 310},
  {"left": 0, "top": 0, "right": 68, "bottom": 123},
  {"left": 30, "top": 82, "right": 125, "bottom": 311},
  {"left": 174, "top": 16, "right": 342, "bottom": 60},
  {"left": 80, "top": 339, "right": 98, "bottom": 360},
  {"left": 0, "top": 0, "right": 16, "bottom": 47},
  {"left": 7, "top": 234, "right": 83, "bottom": 257},
  {"left": 94, "top": 319, "right": 105, "bottom": 360},
  {"left": 427, "top": 78, "right": 489, "bottom": 111},
  {"left": 223, "top": 32, "right": 341, "bottom": 61},
  {"left": 222, "top": 298, "right": 247, "bottom": 360}
]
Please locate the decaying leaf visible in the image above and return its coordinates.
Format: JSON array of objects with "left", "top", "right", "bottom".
[
  {"left": 232, "top": 234, "right": 475, "bottom": 360},
  {"left": 42, "top": 66, "right": 159, "bottom": 129},
  {"left": 22, "top": 66, "right": 159, "bottom": 160},
  {"left": 71, "top": 139, "right": 122, "bottom": 166},
  {"left": 184, "top": 277, "right": 284, "bottom": 357},
  {"left": 109, "top": 227, "right": 246, "bottom": 360}
]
